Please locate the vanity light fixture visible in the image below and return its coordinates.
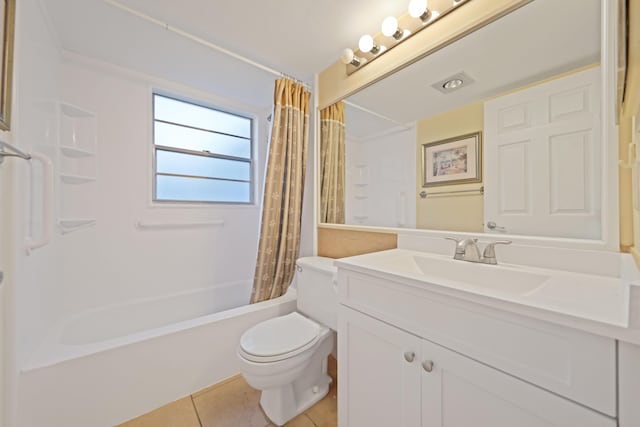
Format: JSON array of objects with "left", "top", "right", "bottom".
[
  {"left": 358, "top": 34, "right": 382, "bottom": 55},
  {"left": 341, "top": 0, "right": 471, "bottom": 74},
  {"left": 381, "top": 16, "right": 406, "bottom": 40},
  {"left": 341, "top": 48, "right": 363, "bottom": 67},
  {"left": 408, "top": 0, "right": 432, "bottom": 23}
]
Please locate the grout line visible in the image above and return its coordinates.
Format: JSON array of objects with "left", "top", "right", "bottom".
[
  {"left": 304, "top": 413, "right": 319, "bottom": 427},
  {"left": 190, "top": 395, "right": 204, "bottom": 427}
]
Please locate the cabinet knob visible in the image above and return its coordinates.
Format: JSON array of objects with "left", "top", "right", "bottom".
[
  {"left": 422, "top": 360, "right": 434, "bottom": 373},
  {"left": 404, "top": 351, "right": 415, "bottom": 363}
]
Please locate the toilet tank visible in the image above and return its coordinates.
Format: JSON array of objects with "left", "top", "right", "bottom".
[{"left": 295, "top": 256, "right": 338, "bottom": 330}]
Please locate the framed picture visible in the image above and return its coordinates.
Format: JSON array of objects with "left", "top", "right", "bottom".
[
  {"left": 421, "top": 131, "right": 482, "bottom": 187},
  {"left": 0, "top": 0, "right": 15, "bottom": 131}
]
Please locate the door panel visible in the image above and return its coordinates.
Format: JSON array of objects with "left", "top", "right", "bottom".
[{"left": 484, "top": 67, "right": 601, "bottom": 238}]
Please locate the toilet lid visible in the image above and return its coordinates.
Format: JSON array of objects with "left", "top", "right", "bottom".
[{"left": 240, "top": 312, "right": 320, "bottom": 360}]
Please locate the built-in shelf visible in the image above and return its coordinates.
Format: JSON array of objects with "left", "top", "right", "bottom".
[
  {"left": 60, "top": 103, "right": 94, "bottom": 118},
  {"left": 58, "top": 102, "right": 98, "bottom": 236},
  {"left": 60, "top": 174, "right": 96, "bottom": 184},
  {"left": 60, "top": 146, "right": 94, "bottom": 158},
  {"left": 58, "top": 219, "right": 97, "bottom": 234}
]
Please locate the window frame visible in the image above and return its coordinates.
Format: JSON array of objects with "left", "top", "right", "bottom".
[{"left": 151, "top": 92, "right": 255, "bottom": 205}]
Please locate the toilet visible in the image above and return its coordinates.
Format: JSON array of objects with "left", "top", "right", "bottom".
[{"left": 237, "top": 256, "right": 337, "bottom": 426}]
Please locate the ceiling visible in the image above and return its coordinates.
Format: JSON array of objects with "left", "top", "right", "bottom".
[
  {"left": 42, "top": 0, "right": 410, "bottom": 109},
  {"left": 41, "top": 0, "right": 601, "bottom": 130},
  {"left": 345, "top": 0, "right": 601, "bottom": 140}
]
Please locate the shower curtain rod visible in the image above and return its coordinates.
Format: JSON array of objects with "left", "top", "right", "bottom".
[
  {"left": 102, "top": 0, "right": 312, "bottom": 90},
  {"left": 343, "top": 100, "right": 412, "bottom": 129}
]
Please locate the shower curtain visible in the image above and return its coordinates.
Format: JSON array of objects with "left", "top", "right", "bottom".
[
  {"left": 251, "top": 78, "right": 311, "bottom": 303},
  {"left": 319, "top": 102, "right": 346, "bottom": 224}
]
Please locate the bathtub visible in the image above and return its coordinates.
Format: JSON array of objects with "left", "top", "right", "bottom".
[{"left": 17, "top": 282, "right": 297, "bottom": 427}]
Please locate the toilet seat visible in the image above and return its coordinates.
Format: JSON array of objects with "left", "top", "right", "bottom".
[{"left": 239, "top": 312, "right": 322, "bottom": 363}]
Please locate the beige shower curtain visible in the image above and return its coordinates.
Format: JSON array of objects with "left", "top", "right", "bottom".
[
  {"left": 319, "top": 102, "right": 346, "bottom": 223},
  {"left": 251, "top": 78, "right": 311, "bottom": 303}
]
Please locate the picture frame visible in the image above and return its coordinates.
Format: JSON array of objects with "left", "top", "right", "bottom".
[
  {"left": 421, "top": 131, "right": 482, "bottom": 187},
  {"left": 0, "top": 0, "right": 15, "bottom": 131}
]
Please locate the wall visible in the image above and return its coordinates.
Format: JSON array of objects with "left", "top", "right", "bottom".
[
  {"left": 0, "top": 0, "right": 65, "bottom": 425},
  {"left": 317, "top": 226, "right": 397, "bottom": 258},
  {"left": 58, "top": 55, "right": 269, "bottom": 316},
  {"left": 11, "top": 0, "right": 64, "bottom": 377},
  {"left": 416, "top": 101, "right": 484, "bottom": 232},
  {"left": 345, "top": 128, "right": 416, "bottom": 228}
]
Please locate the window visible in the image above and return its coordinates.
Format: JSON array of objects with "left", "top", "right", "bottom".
[{"left": 153, "top": 93, "right": 253, "bottom": 203}]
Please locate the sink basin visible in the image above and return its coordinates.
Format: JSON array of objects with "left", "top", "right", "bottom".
[
  {"left": 368, "top": 252, "right": 550, "bottom": 296},
  {"left": 336, "top": 248, "right": 632, "bottom": 329}
]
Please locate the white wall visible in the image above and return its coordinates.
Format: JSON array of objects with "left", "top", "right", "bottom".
[
  {"left": 58, "top": 56, "right": 270, "bottom": 315},
  {"left": 345, "top": 128, "right": 417, "bottom": 228},
  {"left": 11, "top": 0, "right": 64, "bottom": 376},
  {"left": 0, "top": 1, "right": 64, "bottom": 425}
]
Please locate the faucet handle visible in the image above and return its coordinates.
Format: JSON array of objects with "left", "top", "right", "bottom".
[
  {"left": 482, "top": 240, "right": 512, "bottom": 264},
  {"left": 444, "top": 237, "right": 465, "bottom": 259},
  {"left": 444, "top": 237, "right": 463, "bottom": 253}
]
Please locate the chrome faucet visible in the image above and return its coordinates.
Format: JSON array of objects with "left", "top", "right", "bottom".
[
  {"left": 445, "top": 237, "right": 511, "bottom": 265},
  {"left": 445, "top": 237, "right": 482, "bottom": 262}
]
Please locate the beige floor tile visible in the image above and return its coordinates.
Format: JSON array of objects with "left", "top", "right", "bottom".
[
  {"left": 192, "top": 374, "right": 242, "bottom": 399},
  {"left": 284, "top": 413, "right": 317, "bottom": 426},
  {"left": 304, "top": 381, "right": 337, "bottom": 427},
  {"left": 116, "top": 397, "right": 201, "bottom": 427},
  {"left": 193, "top": 376, "right": 270, "bottom": 427}
]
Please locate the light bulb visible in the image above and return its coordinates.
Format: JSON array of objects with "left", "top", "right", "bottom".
[
  {"left": 341, "top": 48, "right": 354, "bottom": 64},
  {"left": 359, "top": 35, "right": 374, "bottom": 53},
  {"left": 340, "top": 48, "right": 361, "bottom": 66},
  {"left": 408, "top": 0, "right": 427, "bottom": 18},
  {"left": 443, "top": 79, "right": 463, "bottom": 90},
  {"left": 381, "top": 16, "right": 398, "bottom": 37}
]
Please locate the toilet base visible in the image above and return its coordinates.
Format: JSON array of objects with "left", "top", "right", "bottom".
[{"left": 258, "top": 332, "right": 334, "bottom": 426}]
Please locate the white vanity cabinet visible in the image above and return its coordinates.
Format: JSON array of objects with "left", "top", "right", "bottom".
[{"left": 337, "top": 269, "right": 618, "bottom": 427}]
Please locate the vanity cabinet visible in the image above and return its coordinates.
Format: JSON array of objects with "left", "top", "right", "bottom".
[{"left": 337, "top": 270, "right": 618, "bottom": 427}]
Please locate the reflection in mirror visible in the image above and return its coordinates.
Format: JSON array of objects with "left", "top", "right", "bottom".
[
  {"left": 324, "top": 0, "right": 603, "bottom": 240},
  {"left": 319, "top": 102, "right": 346, "bottom": 224}
]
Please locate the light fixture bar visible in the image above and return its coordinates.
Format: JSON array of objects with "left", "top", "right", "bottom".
[{"left": 343, "top": 0, "right": 471, "bottom": 75}]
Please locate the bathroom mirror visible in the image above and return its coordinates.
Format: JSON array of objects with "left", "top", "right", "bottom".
[{"left": 318, "top": 0, "right": 619, "bottom": 242}]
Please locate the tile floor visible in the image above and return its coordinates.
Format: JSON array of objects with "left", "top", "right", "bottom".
[{"left": 117, "top": 357, "right": 337, "bottom": 427}]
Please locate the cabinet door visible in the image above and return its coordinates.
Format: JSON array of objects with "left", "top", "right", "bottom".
[
  {"left": 421, "top": 339, "right": 615, "bottom": 427},
  {"left": 338, "top": 306, "right": 421, "bottom": 427}
]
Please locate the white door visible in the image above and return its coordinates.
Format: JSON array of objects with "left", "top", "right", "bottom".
[
  {"left": 338, "top": 306, "right": 421, "bottom": 427},
  {"left": 421, "top": 339, "right": 615, "bottom": 427},
  {"left": 483, "top": 67, "right": 601, "bottom": 238}
]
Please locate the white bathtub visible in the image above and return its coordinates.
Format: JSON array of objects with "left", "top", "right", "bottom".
[{"left": 17, "top": 282, "right": 297, "bottom": 427}]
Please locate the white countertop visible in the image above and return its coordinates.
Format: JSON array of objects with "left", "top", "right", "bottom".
[{"left": 335, "top": 248, "right": 640, "bottom": 344}]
